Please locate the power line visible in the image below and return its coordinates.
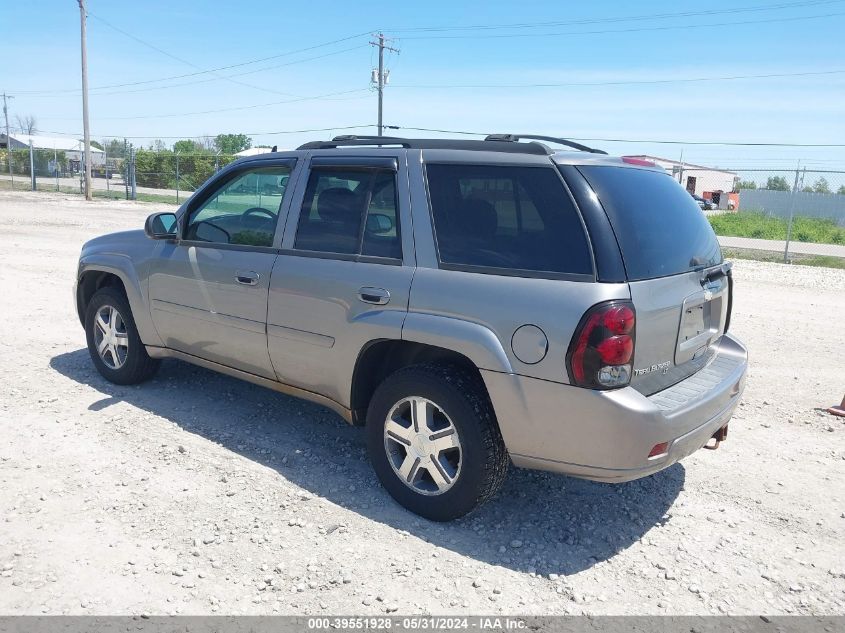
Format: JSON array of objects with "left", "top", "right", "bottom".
[
  {"left": 33, "top": 123, "right": 845, "bottom": 149},
  {"left": 92, "top": 47, "right": 367, "bottom": 97},
  {"left": 15, "top": 46, "right": 368, "bottom": 100},
  {"left": 387, "top": 126, "right": 845, "bottom": 147},
  {"left": 34, "top": 124, "right": 376, "bottom": 140},
  {"left": 11, "top": 31, "right": 372, "bottom": 96},
  {"left": 391, "top": 68, "right": 845, "bottom": 90},
  {"left": 46, "top": 88, "right": 370, "bottom": 121},
  {"left": 396, "top": 11, "right": 845, "bottom": 40},
  {"left": 387, "top": 0, "right": 842, "bottom": 32},
  {"left": 87, "top": 12, "right": 300, "bottom": 99}
]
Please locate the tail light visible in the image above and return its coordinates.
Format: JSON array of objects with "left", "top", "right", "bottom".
[
  {"left": 621, "top": 156, "right": 657, "bottom": 167},
  {"left": 566, "top": 301, "right": 636, "bottom": 389},
  {"left": 724, "top": 267, "right": 733, "bottom": 333}
]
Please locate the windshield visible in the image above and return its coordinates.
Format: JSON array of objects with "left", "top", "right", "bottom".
[{"left": 577, "top": 165, "right": 722, "bottom": 281}]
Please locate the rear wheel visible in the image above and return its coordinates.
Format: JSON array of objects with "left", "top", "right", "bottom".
[
  {"left": 85, "top": 287, "right": 159, "bottom": 385},
  {"left": 366, "top": 363, "right": 509, "bottom": 521}
]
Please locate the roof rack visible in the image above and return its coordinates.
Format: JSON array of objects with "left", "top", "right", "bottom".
[
  {"left": 297, "top": 135, "right": 550, "bottom": 155},
  {"left": 298, "top": 135, "right": 412, "bottom": 149},
  {"left": 484, "top": 134, "right": 607, "bottom": 155}
]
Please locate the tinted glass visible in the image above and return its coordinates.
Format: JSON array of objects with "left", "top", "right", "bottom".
[
  {"left": 426, "top": 164, "right": 592, "bottom": 275},
  {"left": 185, "top": 166, "right": 291, "bottom": 247},
  {"left": 578, "top": 166, "right": 722, "bottom": 280},
  {"left": 361, "top": 172, "right": 401, "bottom": 258},
  {"left": 294, "top": 169, "right": 401, "bottom": 258}
]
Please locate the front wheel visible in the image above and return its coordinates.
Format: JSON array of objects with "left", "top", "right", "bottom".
[
  {"left": 366, "top": 363, "right": 509, "bottom": 521},
  {"left": 85, "top": 287, "right": 160, "bottom": 385}
]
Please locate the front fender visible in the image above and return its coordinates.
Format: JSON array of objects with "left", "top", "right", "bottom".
[
  {"left": 77, "top": 254, "right": 163, "bottom": 347},
  {"left": 401, "top": 312, "right": 514, "bottom": 374}
]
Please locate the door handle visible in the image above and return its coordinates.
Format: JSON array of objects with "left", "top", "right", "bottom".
[
  {"left": 235, "top": 270, "right": 260, "bottom": 286},
  {"left": 358, "top": 287, "right": 390, "bottom": 305}
]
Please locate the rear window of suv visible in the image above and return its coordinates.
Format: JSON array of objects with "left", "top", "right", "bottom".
[
  {"left": 426, "top": 164, "right": 593, "bottom": 277},
  {"left": 577, "top": 165, "right": 722, "bottom": 281}
]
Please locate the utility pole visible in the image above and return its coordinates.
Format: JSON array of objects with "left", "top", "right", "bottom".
[
  {"left": 2, "top": 93, "right": 13, "bottom": 186},
  {"left": 783, "top": 163, "right": 801, "bottom": 264},
  {"left": 369, "top": 33, "right": 398, "bottom": 136},
  {"left": 123, "top": 138, "right": 129, "bottom": 200},
  {"left": 129, "top": 144, "right": 136, "bottom": 200},
  {"left": 29, "top": 140, "right": 35, "bottom": 191},
  {"left": 78, "top": 0, "right": 92, "bottom": 200}
]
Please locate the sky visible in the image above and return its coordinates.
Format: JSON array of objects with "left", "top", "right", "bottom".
[{"left": 3, "top": 0, "right": 844, "bottom": 174}]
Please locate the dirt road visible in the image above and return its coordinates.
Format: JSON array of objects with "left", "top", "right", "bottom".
[{"left": 0, "top": 190, "right": 843, "bottom": 615}]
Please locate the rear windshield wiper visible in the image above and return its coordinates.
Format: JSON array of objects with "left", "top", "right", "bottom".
[{"left": 699, "top": 262, "right": 733, "bottom": 285}]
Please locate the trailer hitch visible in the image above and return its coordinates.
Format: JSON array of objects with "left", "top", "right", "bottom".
[{"left": 704, "top": 424, "right": 729, "bottom": 450}]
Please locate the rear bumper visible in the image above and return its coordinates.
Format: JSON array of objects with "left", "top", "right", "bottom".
[{"left": 483, "top": 333, "right": 747, "bottom": 482}]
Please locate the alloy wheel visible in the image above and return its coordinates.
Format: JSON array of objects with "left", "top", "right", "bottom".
[
  {"left": 383, "top": 396, "right": 462, "bottom": 495},
  {"left": 93, "top": 305, "right": 129, "bottom": 370}
]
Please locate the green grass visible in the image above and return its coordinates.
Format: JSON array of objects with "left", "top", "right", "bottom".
[
  {"left": 709, "top": 211, "right": 845, "bottom": 245},
  {"left": 722, "top": 247, "right": 845, "bottom": 269},
  {"left": 0, "top": 178, "right": 182, "bottom": 205}
]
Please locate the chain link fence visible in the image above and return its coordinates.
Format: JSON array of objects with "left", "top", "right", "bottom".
[
  {"left": 674, "top": 167, "right": 845, "bottom": 266},
  {"left": 0, "top": 145, "right": 238, "bottom": 204},
  {"left": 0, "top": 143, "right": 127, "bottom": 196}
]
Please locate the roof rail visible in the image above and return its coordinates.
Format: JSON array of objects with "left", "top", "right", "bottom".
[
  {"left": 484, "top": 134, "right": 607, "bottom": 155},
  {"left": 296, "top": 135, "right": 550, "bottom": 155},
  {"left": 298, "top": 136, "right": 412, "bottom": 150}
]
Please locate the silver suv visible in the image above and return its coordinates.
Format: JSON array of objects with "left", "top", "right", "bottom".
[{"left": 75, "top": 134, "right": 747, "bottom": 521}]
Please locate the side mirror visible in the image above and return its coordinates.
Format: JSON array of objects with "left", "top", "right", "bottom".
[
  {"left": 144, "top": 212, "right": 178, "bottom": 239},
  {"left": 366, "top": 213, "right": 394, "bottom": 235}
]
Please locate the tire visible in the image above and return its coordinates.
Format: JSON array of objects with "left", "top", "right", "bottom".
[
  {"left": 366, "top": 363, "right": 509, "bottom": 521},
  {"left": 84, "top": 287, "right": 160, "bottom": 385}
]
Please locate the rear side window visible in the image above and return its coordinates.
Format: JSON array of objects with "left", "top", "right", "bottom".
[
  {"left": 578, "top": 166, "right": 722, "bottom": 280},
  {"left": 426, "top": 164, "right": 593, "bottom": 276},
  {"left": 294, "top": 168, "right": 401, "bottom": 258}
]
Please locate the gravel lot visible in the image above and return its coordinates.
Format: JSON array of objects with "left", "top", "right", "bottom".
[{"left": 0, "top": 190, "right": 843, "bottom": 616}]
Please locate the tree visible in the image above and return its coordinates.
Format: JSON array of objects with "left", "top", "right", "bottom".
[
  {"left": 838, "top": 185, "right": 845, "bottom": 195},
  {"left": 197, "top": 136, "right": 216, "bottom": 151},
  {"left": 15, "top": 114, "right": 36, "bottom": 135},
  {"left": 173, "top": 139, "right": 204, "bottom": 154},
  {"left": 735, "top": 180, "right": 757, "bottom": 190},
  {"left": 765, "top": 176, "right": 790, "bottom": 191},
  {"left": 812, "top": 177, "right": 830, "bottom": 194},
  {"left": 214, "top": 133, "right": 251, "bottom": 154},
  {"left": 101, "top": 138, "right": 125, "bottom": 157},
  {"left": 89, "top": 140, "right": 104, "bottom": 150},
  {"left": 133, "top": 148, "right": 236, "bottom": 189}
]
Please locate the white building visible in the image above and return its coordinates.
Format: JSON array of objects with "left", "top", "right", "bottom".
[
  {"left": 627, "top": 155, "right": 737, "bottom": 197},
  {"left": 0, "top": 133, "right": 105, "bottom": 170},
  {"left": 234, "top": 147, "right": 273, "bottom": 157}
]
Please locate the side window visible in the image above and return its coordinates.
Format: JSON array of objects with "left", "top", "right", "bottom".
[
  {"left": 294, "top": 168, "right": 401, "bottom": 259},
  {"left": 185, "top": 166, "right": 291, "bottom": 247},
  {"left": 426, "top": 164, "right": 592, "bottom": 275}
]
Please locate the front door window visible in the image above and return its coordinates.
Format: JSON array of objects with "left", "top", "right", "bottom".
[{"left": 185, "top": 167, "right": 292, "bottom": 247}]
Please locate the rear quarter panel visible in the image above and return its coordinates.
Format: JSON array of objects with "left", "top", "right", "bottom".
[{"left": 406, "top": 267, "right": 629, "bottom": 384}]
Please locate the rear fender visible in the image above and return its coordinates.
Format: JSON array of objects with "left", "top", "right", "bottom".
[{"left": 401, "top": 312, "right": 513, "bottom": 374}]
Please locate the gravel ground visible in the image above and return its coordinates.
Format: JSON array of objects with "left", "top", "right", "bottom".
[{"left": 0, "top": 190, "right": 843, "bottom": 616}]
